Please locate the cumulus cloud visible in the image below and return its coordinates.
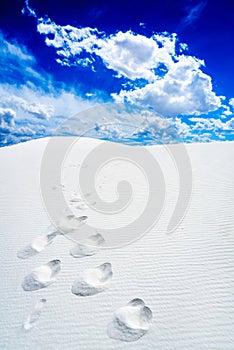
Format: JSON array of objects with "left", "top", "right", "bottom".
[
  {"left": 96, "top": 31, "right": 176, "bottom": 81},
  {"left": 0, "top": 108, "right": 15, "bottom": 126},
  {"left": 0, "top": 1, "right": 232, "bottom": 146},
  {"left": 229, "top": 98, "right": 234, "bottom": 108},
  {"left": 0, "top": 82, "right": 96, "bottom": 146},
  {"left": 0, "top": 108, "right": 37, "bottom": 147},
  {"left": 188, "top": 116, "right": 234, "bottom": 141},
  {"left": 139, "top": 113, "right": 192, "bottom": 143},
  {"left": 0, "top": 105, "right": 38, "bottom": 145},
  {"left": 113, "top": 55, "right": 221, "bottom": 116},
  {"left": 0, "top": 108, "right": 16, "bottom": 143},
  {"left": 79, "top": 106, "right": 233, "bottom": 144},
  {"left": 0, "top": 32, "right": 95, "bottom": 145},
  {"left": 0, "top": 30, "right": 97, "bottom": 146},
  {"left": 1, "top": 96, "right": 54, "bottom": 120},
  {"left": 54, "top": 103, "right": 193, "bottom": 145},
  {"left": 226, "top": 118, "right": 234, "bottom": 130},
  {"left": 36, "top": 19, "right": 177, "bottom": 81},
  {"left": 0, "top": 83, "right": 94, "bottom": 120},
  {"left": 33, "top": 9, "right": 222, "bottom": 117}
]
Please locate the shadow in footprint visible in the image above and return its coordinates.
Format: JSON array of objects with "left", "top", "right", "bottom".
[
  {"left": 107, "top": 298, "right": 153, "bottom": 342},
  {"left": 70, "top": 233, "right": 105, "bottom": 258},
  {"left": 17, "top": 232, "right": 59, "bottom": 259},
  {"left": 23, "top": 299, "right": 47, "bottom": 331},
  {"left": 22, "top": 260, "right": 61, "bottom": 291},
  {"left": 72, "top": 262, "right": 112, "bottom": 296}
]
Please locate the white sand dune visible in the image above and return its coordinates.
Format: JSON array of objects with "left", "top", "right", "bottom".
[{"left": 0, "top": 137, "right": 234, "bottom": 349}]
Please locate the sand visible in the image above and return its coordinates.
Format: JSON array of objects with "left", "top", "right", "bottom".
[{"left": 0, "top": 137, "right": 233, "bottom": 349}]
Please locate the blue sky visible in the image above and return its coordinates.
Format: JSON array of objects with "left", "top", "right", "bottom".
[{"left": 0, "top": 0, "right": 233, "bottom": 146}]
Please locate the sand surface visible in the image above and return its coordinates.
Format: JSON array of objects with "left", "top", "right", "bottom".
[{"left": 0, "top": 137, "right": 234, "bottom": 349}]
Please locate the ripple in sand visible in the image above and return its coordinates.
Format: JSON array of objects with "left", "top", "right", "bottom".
[
  {"left": 72, "top": 262, "right": 112, "bottom": 296},
  {"left": 23, "top": 299, "right": 46, "bottom": 331},
  {"left": 22, "top": 260, "right": 61, "bottom": 291},
  {"left": 17, "top": 232, "right": 59, "bottom": 259},
  {"left": 107, "top": 298, "right": 153, "bottom": 342},
  {"left": 70, "top": 233, "right": 105, "bottom": 258}
]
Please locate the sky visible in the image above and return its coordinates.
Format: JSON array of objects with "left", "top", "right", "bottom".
[{"left": 0, "top": 0, "right": 233, "bottom": 146}]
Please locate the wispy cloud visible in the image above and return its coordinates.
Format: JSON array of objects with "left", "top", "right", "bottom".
[
  {"left": 182, "top": 1, "right": 207, "bottom": 27},
  {"left": 0, "top": 31, "right": 95, "bottom": 146},
  {"left": 0, "top": 82, "right": 95, "bottom": 146},
  {"left": 22, "top": 0, "right": 37, "bottom": 18}
]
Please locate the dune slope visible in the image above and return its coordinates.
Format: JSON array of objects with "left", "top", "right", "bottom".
[{"left": 0, "top": 138, "right": 234, "bottom": 349}]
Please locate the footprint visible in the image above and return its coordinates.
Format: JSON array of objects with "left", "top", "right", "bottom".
[
  {"left": 69, "top": 197, "right": 82, "bottom": 203},
  {"left": 23, "top": 299, "right": 46, "bottom": 331},
  {"left": 75, "top": 202, "right": 88, "bottom": 210},
  {"left": 17, "top": 232, "right": 59, "bottom": 259},
  {"left": 70, "top": 233, "right": 105, "bottom": 258},
  {"left": 22, "top": 260, "right": 61, "bottom": 291},
  {"left": 56, "top": 214, "right": 88, "bottom": 234},
  {"left": 107, "top": 299, "right": 153, "bottom": 342},
  {"left": 69, "top": 197, "right": 88, "bottom": 210},
  {"left": 72, "top": 262, "right": 112, "bottom": 296}
]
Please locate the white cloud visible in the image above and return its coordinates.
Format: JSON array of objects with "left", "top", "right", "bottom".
[
  {"left": 179, "top": 42, "right": 189, "bottom": 52},
  {"left": 37, "top": 20, "right": 176, "bottom": 81},
  {"left": 1, "top": 95, "right": 54, "bottom": 120},
  {"left": 226, "top": 117, "right": 234, "bottom": 130},
  {"left": 0, "top": 31, "right": 53, "bottom": 91},
  {"left": 0, "top": 82, "right": 96, "bottom": 146},
  {"left": 221, "top": 107, "right": 233, "bottom": 118},
  {"left": 22, "top": 0, "right": 37, "bottom": 18},
  {"left": 35, "top": 14, "right": 222, "bottom": 117},
  {"left": 0, "top": 108, "right": 15, "bottom": 129},
  {"left": 113, "top": 55, "right": 221, "bottom": 116},
  {"left": 0, "top": 105, "right": 36, "bottom": 145},
  {"left": 189, "top": 116, "right": 234, "bottom": 136},
  {"left": 0, "top": 83, "right": 95, "bottom": 120},
  {"left": 96, "top": 31, "right": 176, "bottom": 81},
  {"left": 141, "top": 113, "right": 192, "bottom": 142},
  {"left": 77, "top": 105, "right": 233, "bottom": 144},
  {"left": 0, "top": 1, "right": 231, "bottom": 146},
  {"left": 0, "top": 29, "right": 103, "bottom": 146},
  {"left": 37, "top": 20, "right": 99, "bottom": 72},
  {"left": 229, "top": 98, "right": 234, "bottom": 108},
  {"left": 62, "top": 104, "right": 193, "bottom": 144},
  {"left": 0, "top": 27, "right": 97, "bottom": 123},
  {"left": 0, "top": 107, "right": 18, "bottom": 145},
  {"left": 0, "top": 29, "right": 34, "bottom": 64},
  {"left": 4, "top": 41, "right": 34, "bottom": 62}
]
